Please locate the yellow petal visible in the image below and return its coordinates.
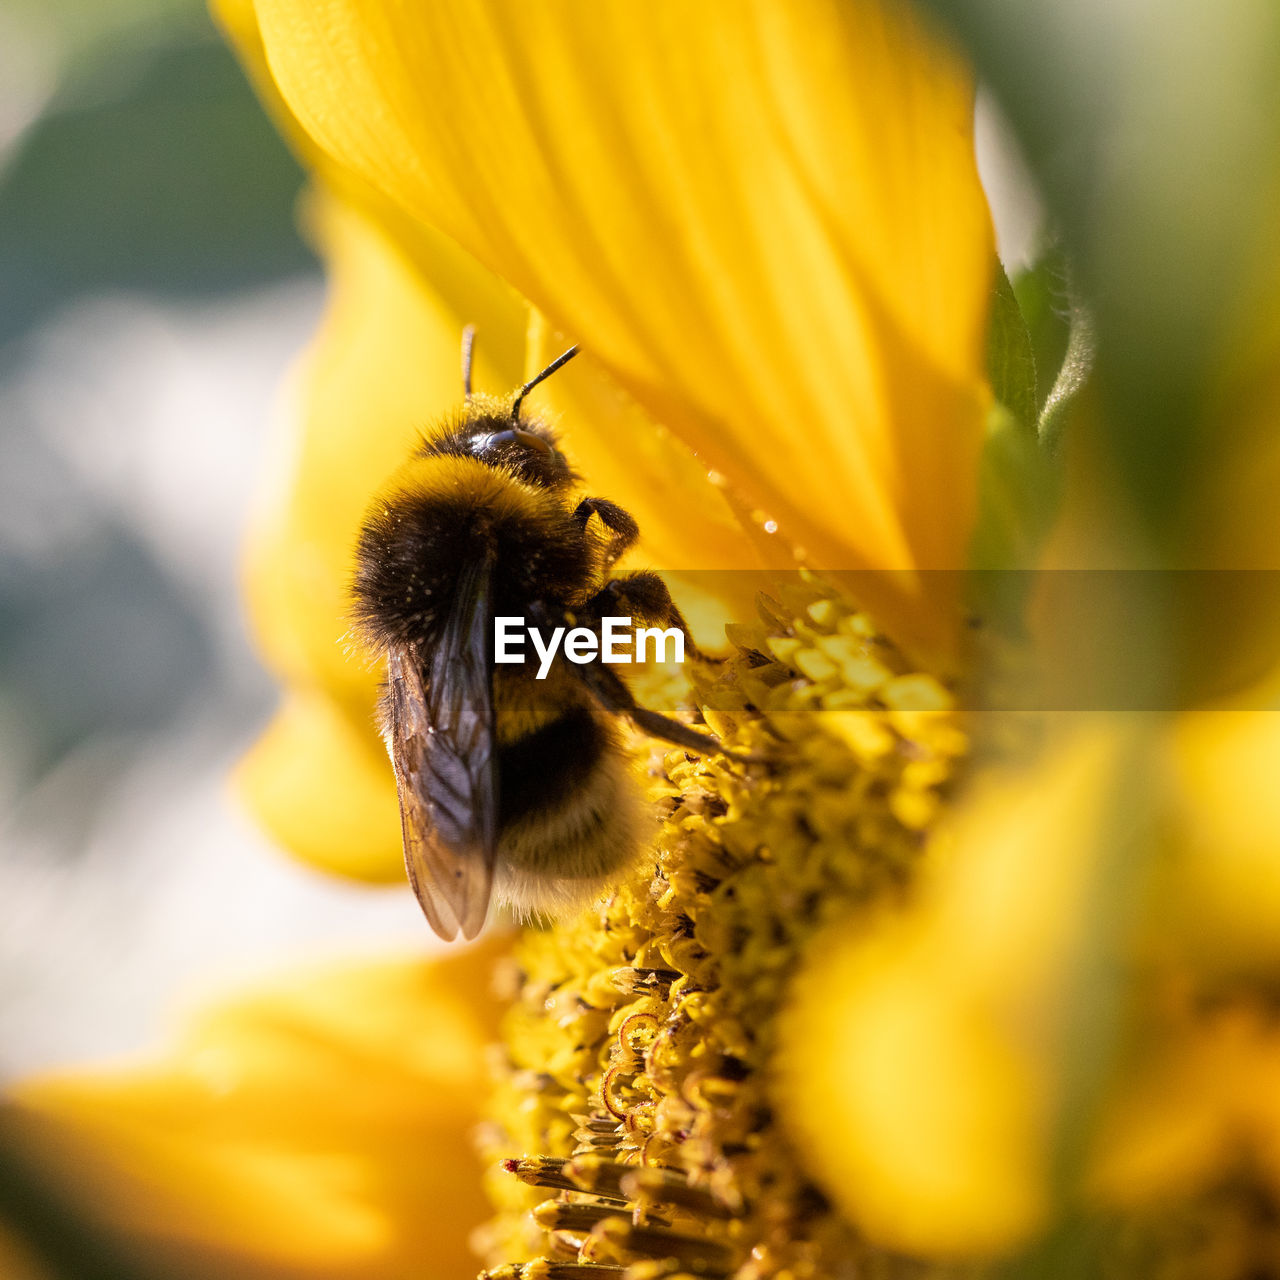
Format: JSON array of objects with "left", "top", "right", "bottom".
[
  {"left": 1140, "top": 711, "right": 1280, "bottom": 981},
  {"left": 4, "top": 942, "right": 508, "bottom": 1280},
  {"left": 777, "top": 917, "right": 1050, "bottom": 1256},
  {"left": 236, "top": 689, "right": 402, "bottom": 881},
  {"left": 219, "top": 0, "right": 763, "bottom": 593},
  {"left": 1088, "top": 1005, "right": 1270, "bottom": 1208},
  {"left": 776, "top": 722, "right": 1144, "bottom": 1257},
  {"left": 526, "top": 318, "right": 771, "bottom": 645},
  {"left": 523, "top": 317, "right": 754, "bottom": 574},
  {"left": 254, "top": 0, "right": 993, "bottom": 659}
]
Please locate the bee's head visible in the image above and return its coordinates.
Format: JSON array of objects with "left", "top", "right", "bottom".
[
  {"left": 420, "top": 334, "right": 582, "bottom": 489},
  {"left": 423, "top": 411, "right": 577, "bottom": 490}
]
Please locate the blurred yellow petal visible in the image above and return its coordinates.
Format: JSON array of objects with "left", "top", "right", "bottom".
[
  {"left": 777, "top": 918, "right": 1050, "bottom": 1256},
  {"left": 776, "top": 722, "right": 1143, "bottom": 1257},
  {"left": 237, "top": 690, "right": 401, "bottom": 881},
  {"left": 1140, "top": 712, "right": 1280, "bottom": 982},
  {"left": 781, "top": 703, "right": 1280, "bottom": 1259},
  {"left": 1089, "top": 1005, "right": 1275, "bottom": 1209},
  {"left": 3, "top": 943, "right": 507, "bottom": 1280},
  {"left": 254, "top": 0, "right": 994, "bottom": 659}
]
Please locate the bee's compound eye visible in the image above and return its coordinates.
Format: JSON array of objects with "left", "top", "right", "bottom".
[
  {"left": 511, "top": 428, "right": 553, "bottom": 455},
  {"left": 482, "top": 428, "right": 554, "bottom": 456}
]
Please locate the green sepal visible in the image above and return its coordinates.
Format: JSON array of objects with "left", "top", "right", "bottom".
[
  {"left": 1010, "top": 243, "right": 1073, "bottom": 420},
  {"left": 972, "top": 256, "right": 1061, "bottom": 576},
  {"left": 986, "top": 260, "right": 1038, "bottom": 432}
]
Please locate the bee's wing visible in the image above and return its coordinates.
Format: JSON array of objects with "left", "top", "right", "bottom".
[{"left": 387, "top": 557, "right": 496, "bottom": 941}]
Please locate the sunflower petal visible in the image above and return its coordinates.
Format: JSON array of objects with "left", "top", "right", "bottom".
[
  {"left": 3, "top": 943, "right": 508, "bottom": 1280},
  {"left": 776, "top": 724, "right": 1144, "bottom": 1256},
  {"left": 254, "top": 0, "right": 994, "bottom": 658},
  {"left": 236, "top": 690, "right": 402, "bottom": 881},
  {"left": 526, "top": 318, "right": 771, "bottom": 647}
]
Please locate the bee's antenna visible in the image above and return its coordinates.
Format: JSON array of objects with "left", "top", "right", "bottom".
[
  {"left": 511, "top": 344, "right": 579, "bottom": 423},
  {"left": 461, "top": 324, "right": 477, "bottom": 402}
]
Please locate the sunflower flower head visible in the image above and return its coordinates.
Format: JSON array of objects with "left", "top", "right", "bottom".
[
  {"left": 477, "top": 575, "right": 967, "bottom": 1277},
  {"left": 31, "top": 0, "right": 1280, "bottom": 1276}
]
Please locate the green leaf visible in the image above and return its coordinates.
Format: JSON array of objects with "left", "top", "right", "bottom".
[
  {"left": 1009, "top": 244, "right": 1095, "bottom": 457},
  {"left": 972, "top": 258, "right": 1060, "bottom": 597},
  {"left": 970, "top": 249, "right": 1083, "bottom": 630},
  {"left": 1009, "top": 243, "right": 1072, "bottom": 419},
  {"left": 986, "top": 260, "right": 1038, "bottom": 431}
]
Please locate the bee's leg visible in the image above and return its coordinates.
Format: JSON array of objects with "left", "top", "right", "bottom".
[
  {"left": 573, "top": 658, "right": 734, "bottom": 758},
  {"left": 584, "top": 571, "right": 708, "bottom": 661},
  {"left": 573, "top": 497, "right": 639, "bottom": 569}
]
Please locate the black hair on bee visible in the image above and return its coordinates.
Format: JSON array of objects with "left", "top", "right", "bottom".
[{"left": 351, "top": 330, "right": 731, "bottom": 941}]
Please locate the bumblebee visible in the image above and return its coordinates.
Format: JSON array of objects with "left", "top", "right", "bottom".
[{"left": 352, "top": 330, "right": 728, "bottom": 940}]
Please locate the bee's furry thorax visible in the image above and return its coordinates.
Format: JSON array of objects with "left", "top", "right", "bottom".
[{"left": 352, "top": 450, "right": 595, "bottom": 652}]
